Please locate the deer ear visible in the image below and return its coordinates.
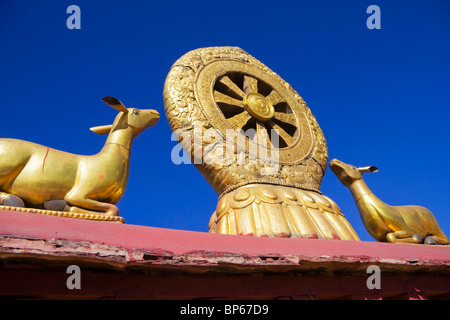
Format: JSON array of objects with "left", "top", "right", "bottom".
[
  {"left": 357, "top": 166, "right": 379, "bottom": 173},
  {"left": 102, "top": 96, "right": 128, "bottom": 113},
  {"left": 90, "top": 125, "right": 112, "bottom": 135}
]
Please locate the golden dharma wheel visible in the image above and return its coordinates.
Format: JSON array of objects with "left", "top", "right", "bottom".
[
  {"left": 164, "top": 47, "right": 327, "bottom": 194},
  {"left": 164, "top": 47, "right": 358, "bottom": 240}
]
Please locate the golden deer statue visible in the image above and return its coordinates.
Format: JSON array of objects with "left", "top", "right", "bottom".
[
  {"left": 0, "top": 96, "right": 159, "bottom": 217},
  {"left": 329, "top": 159, "right": 448, "bottom": 245}
]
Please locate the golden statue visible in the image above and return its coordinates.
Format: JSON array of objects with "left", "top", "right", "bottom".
[
  {"left": 164, "top": 46, "right": 359, "bottom": 240},
  {"left": 330, "top": 159, "right": 449, "bottom": 245},
  {"left": 0, "top": 96, "right": 159, "bottom": 223}
]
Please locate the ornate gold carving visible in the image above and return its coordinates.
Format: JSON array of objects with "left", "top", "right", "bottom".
[
  {"left": 209, "top": 184, "right": 359, "bottom": 240},
  {"left": 163, "top": 47, "right": 328, "bottom": 195},
  {"left": 330, "top": 159, "right": 449, "bottom": 245}
]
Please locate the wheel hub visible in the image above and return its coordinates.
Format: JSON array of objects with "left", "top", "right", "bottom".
[{"left": 243, "top": 92, "right": 274, "bottom": 122}]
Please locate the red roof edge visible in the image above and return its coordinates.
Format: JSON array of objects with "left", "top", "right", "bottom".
[
  {"left": 1, "top": 209, "right": 450, "bottom": 300},
  {"left": 0, "top": 209, "right": 449, "bottom": 269}
]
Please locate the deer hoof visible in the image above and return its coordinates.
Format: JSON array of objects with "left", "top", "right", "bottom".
[
  {"left": 412, "top": 234, "right": 423, "bottom": 243},
  {"left": 106, "top": 209, "right": 119, "bottom": 217},
  {"left": 44, "top": 200, "right": 69, "bottom": 211},
  {"left": 424, "top": 236, "right": 437, "bottom": 245},
  {"left": 3, "top": 195, "right": 25, "bottom": 208}
]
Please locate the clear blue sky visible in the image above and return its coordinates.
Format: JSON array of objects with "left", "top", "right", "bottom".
[{"left": 1, "top": 0, "right": 449, "bottom": 242}]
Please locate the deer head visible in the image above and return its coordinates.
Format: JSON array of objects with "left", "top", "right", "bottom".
[
  {"left": 90, "top": 96, "right": 160, "bottom": 138},
  {"left": 329, "top": 158, "right": 378, "bottom": 187}
]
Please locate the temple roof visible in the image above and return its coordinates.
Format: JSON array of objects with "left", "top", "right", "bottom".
[{"left": 0, "top": 209, "right": 449, "bottom": 300}]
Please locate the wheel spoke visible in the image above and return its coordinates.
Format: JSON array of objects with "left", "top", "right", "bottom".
[
  {"left": 273, "top": 112, "right": 297, "bottom": 126},
  {"left": 268, "top": 120, "right": 295, "bottom": 146},
  {"left": 214, "top": 90, "right": 244, "bottom": 108},
  {"left": 266, "top": 90, "right": 284, "bottom": 105},
  {"left": 243, "top": 75, "right": 258, "bottom": 94},
  {"left": 227, "top": 111, "right": 252, "bottom": 129},
  {"left": 219, "top": 76, "right": 246, "bottom": 98},
  {"left": 256, "top": 122, "right": 272, "bottom": 148}
]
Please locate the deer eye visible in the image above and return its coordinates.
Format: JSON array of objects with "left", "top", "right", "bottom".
[{"left": 132, "top": 109, "right": 140, "bottom": 115}]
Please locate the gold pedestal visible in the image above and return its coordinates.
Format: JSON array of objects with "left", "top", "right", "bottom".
[
  {"left": 0, "top": 205, "right": 125, "bottom": 223},
  {"left": 209, "top": 184, "right": 359, "bottom": 240}
]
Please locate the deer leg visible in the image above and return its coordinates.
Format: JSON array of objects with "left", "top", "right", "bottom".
[
  {"left": 64, "top": 195, "right": 119, "bottom": 216},
  {"left": 0, "top": 192, "right": 25, "bottom": 207},
  {"left": 64, "top": 171, "right": 121, "bottom": 216},
  {"left": 416, "top": 208, "right": 449, "bottom": 245},
  {"left": 67, "top": 201, "right": 119, "bottom": 216},
  {"left": 386, "top": 231, "right": 422, "bottom": 243},
  {"left": 65, "top": 186, "right": 119, "bottom": 216}
]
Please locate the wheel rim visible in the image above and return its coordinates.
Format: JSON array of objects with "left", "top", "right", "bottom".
[{"left": 196, "top": 59, "right": 314, "bottom": 164}]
